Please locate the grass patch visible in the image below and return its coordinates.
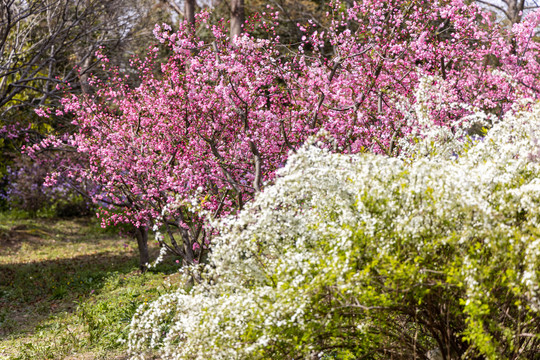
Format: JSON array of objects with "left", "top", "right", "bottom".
[{"left": 0, "top": 215, "right": 181, "bottom": 360}]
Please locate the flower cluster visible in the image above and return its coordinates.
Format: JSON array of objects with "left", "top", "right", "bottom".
[
  {"left": 128, "top": 96, "right": 540, "bottom": 359},
  {"left": 3, "top": 153, "right": 93, "bottom": 217}
]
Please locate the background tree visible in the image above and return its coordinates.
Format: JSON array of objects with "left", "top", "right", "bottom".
[
  {"left": 249, "top": 0, "right": 329, "bottom": 44},
  {"left": 230, "top": 0, "right": 244, "bottom": 38},
  {"left": 160, "top": 0, "right": 197, "bottom": 27},
  {"left": 476, "top": 0, "right": 540, "bottom": 24},
  {"left": 207, "top": 0, "right": 330, "bottom": 45},
  {"left": 0, "top": 0, "right": 171, "bottom": 209}
]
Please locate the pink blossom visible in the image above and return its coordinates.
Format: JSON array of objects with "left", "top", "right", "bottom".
[{"left": 34, "top": 1, "right": 540, "bottom": 264}]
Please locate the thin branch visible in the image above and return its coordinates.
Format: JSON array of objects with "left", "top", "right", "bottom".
[{"left": 476, "top": 0, "right": 511, "bottom": 18}]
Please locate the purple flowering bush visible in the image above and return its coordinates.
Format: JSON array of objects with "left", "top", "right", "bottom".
[{"left": 4, "top": 154, "right": 93, "bottom": 217}]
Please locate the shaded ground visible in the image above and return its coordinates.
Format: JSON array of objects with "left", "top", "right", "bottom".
[{"left": 0, "top": 215, "right": 177, "bottom": 360}]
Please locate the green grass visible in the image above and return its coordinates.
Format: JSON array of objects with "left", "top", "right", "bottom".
[{"left": 0, "top": 214, "right": 181, "bottom": 360}]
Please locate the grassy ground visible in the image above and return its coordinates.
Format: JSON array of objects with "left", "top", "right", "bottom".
[{"left": 0, "top": 213, "right": 180, "bottom": 360}]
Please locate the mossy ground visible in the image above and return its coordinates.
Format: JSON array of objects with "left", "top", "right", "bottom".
[{"left": 0, "top": 213, "right": 179, "bottom": 360}]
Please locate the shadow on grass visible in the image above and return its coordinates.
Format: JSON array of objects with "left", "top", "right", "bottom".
[
  {"left": 0, "top": 216, "right": 180, "bottom": 349},
  {"left": 0, "top": 217, "right": 118, "bottom": 253},
  {"left": 0, "top": 252, "right": 140, "bottom": 339}
]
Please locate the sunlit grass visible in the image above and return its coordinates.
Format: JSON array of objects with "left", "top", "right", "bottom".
[{"left": 0, "top": 214, "right": 180, "bottom": 360}]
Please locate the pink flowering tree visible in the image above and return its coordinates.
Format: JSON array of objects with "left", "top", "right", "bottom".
[{"left": 35, "top": 0, "right": 540, "bottom": 270}]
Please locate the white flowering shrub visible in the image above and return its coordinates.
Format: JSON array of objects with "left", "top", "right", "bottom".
[{"left": 128, "top": 100, "right": 540, "bottom": 359}]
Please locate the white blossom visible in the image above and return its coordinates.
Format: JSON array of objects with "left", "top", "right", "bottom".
[{"left": 128, "top": 92, "right": 540, "bottom": 359}]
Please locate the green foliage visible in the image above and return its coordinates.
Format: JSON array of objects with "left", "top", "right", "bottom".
[{"left": 76, "top": 273, "right": 163, "bottom": 349}]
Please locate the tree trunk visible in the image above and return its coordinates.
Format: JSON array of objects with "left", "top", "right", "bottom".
[
  {"left": 78, "top": 54, "right": 92, "bottom": 95},
  {"left": 507, "top": 0, "right": 525, "bottom": 25},
  {"left": 230, "top": 0, "right": 244, "bottom": 40},
  {"left": 185, "top": 0, "right": 195, "bottom": 27},
  {"left": 135, "top": 226, "right": 150, "bottom": 272}
]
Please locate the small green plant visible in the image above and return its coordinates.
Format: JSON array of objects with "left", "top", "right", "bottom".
[
  {"left": 50, "top": 285, "right": 68, "bottom": 300},
  {"left": 76, "top": 271, "right": 178, "bottom": 350},
  {"left": 0, "top": 308, "right": 16, "bottom": 335}
]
